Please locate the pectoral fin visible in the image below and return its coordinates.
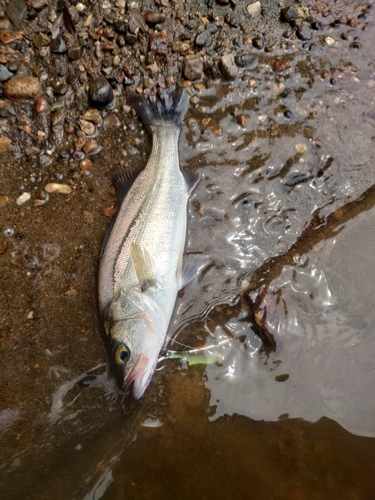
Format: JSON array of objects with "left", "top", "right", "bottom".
[
  {"left": 131, "top": 243, "right": 157, "bottom": 293},
  {"left": 178, "top": 254, "right": 210, "bottom": 290}
]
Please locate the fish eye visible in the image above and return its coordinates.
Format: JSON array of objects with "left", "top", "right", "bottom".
[{"left": 114, "top": 344, "right": 130, "bottom": 365}]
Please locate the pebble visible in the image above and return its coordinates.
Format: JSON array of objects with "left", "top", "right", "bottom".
[
  {"left": 246, "top": 1, "right": 261, "bottom": 17},
  {"left": 51, "top": 37, "right": 67, "bottom": 53},
  {"left": 273, "top": 59, "right": 291, "bottom": 73},
  {"left": 219, "top": 53, "right": 238, "bottom": 80},
  {"left": 35, "top": 97, "right": 48, "bottom": 113},
  {"left": 83, "top": 138, "right": 99, "bottom": 154},
  {"left": 80, "top": 119, "right": 95, "bottom": 135},
  {"left": 6, "top": 0, "right": 27, "bottom": 28},
  {"left": 29, "top": 0, "right": 48, "bottom": 9},
  {"left": 16, "top": 192, "right": 31, "bottom": 205},
  {"left": 252, "top": 35, "right": 265, "bottom": 50},
  {"left": 195, "top": 30, "right": 213, "bottom": 49},
  {"left": 67, "top": 45, "right": 84, "bottom": 60},
  {"left": 281, "top": 6, "right": 298, "bottom": 24},
  {"left": 0, "top": 195, "right": 9, "bottom": 207},
  {"left": 144, "top": 12, "right": 166, "bottom": 26},
  {"left": 83, "top": 109, "right": 102, "bottom": 124},
  {"left": 0, "top": 65, "right": 13, "bottom": 82},
  {"left": 83, "top": 210, "right": 94, "bottom": 224},
  {"left": 102, "top": 113, "right": 121, "bottom": 128},
  {"left": 237, "top": 114, "right": 248, "bottom": 127},
  {"left": 234, "top": 53, "right": 258, "bottom": 69},
  {"left": 33, "top": 32, "right": 50, "bottom": 48},
  {"left": 295, "top": 143, "right": 307, "bottom": 154},
  {"left": 0, "top": 136, "right": 11, "bottom": 152},
  {"left": 45, "top": 183, "right": 72, "bottom": 194},
  {"left": 173, "top": 41, "right": 190, "bottom": 53},
  {"left": 325, "top": 37, "right": 335, "bottom": 46},
  {"left": 183, "top": 55, "right": 203, "bottom": 81},
  {"left": 0, "top": 31, "right": 23, "bottom": 44},
  {"left": 79, "top": 158, "right": 92, "bottom": 170},
  {"left": 89, "top": 75, "right": 114, "bottom": 105},
  {"left": 297, "top": 26, "right": 312, "bottom": 41},
  {"left": 5, "top": 77, "right": 41, "bottom": 98}
]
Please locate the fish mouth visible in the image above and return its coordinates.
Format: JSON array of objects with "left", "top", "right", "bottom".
[{"left": 123, "top": 353, "right": 150, "bottom": 397}]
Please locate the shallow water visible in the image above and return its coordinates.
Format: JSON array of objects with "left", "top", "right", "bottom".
[{"left": 2, "top": 2, "right": 375, "bottom": 499}]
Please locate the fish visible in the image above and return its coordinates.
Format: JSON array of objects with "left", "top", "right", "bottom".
[{"left": 98, "top": 89, "right": 201, "bottom": 399}]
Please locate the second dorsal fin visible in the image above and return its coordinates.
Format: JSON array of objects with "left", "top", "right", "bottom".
[{"left": 113, "top": 168, "right": 142, "bottom": 203}]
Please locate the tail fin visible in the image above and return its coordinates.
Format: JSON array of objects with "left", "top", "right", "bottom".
[{"left": 129, "top": 89, "right": 188, "bottom": 135}]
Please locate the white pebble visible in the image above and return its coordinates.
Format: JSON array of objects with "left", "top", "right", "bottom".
[
  {"left": 75, "top": 3, "right": 86, "bottom": 12},
  {"left": 295, "top": 143, "right": 307, "bottom": 154},
  {"left": 16, "top": 192, "right": 31, "bottom": 205},
  {"left": 246, "top": 1, "right": 261, "bottom": 16},
  {"left": 45, "top": 183, "right": 72, "bottom": 194},
  {"left": 325, "top": 37, "right": 335, "bottom": 46}
]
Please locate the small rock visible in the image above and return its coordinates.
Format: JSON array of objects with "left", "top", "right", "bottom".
[
  {"left": 246, "top": 1, "right": 261, "bottom": 17},
  {"left": 325, "top": 36, "right": 335, "bottom": 46},
  {"left": 102, "top": 113, "right": 121, "bottom": 128},
  {"left": 297, "top": 6, "right": 309, "bottom": 20},
  {"left": 252, "top": 35, "right": 265, "bottom": 50},
  {"left": 237, "top": 114, "right": 248, "bottom": 127},
  {"left": 53, "top": 83, "right": 68, "bottom": 95},
  {"left": 0, "top": 136, "right": 11, "bottom": 152},
  {"left": 348, "top": 17, "right": 359, "bottom": 28},
  {"left": 295, "top": 143, "right": 307, "bottom": 154},
  {"left": 104, "top": 206, "right": 117, "bottom": 217},
  {"left": 25, "top": 145, "right": 41, "bottom": 156},
  {"left": 51, "top": 109, "right": 65, "bottom": 126},
  {"left": 281, "top": 6, "right": 298, "bottom": 24},
  {"left": 67, "top": 45, "right": 84, "bottom": 60},
  {"left": 173, "top": 41, "right": 189, "bottom": 53},
  {"left": 144, "top": 12, "right": 166, "bottom": 26},
  {"left": 89, "top": 75, "right": 114, "bottom": 105},
  {"left": 45, "top": 183, "right": 72, "bottom": 194},
  {"left": 32, "top": 32, "right": 50, "bottom": 48},
  {"left": 297, "top": 26, "right": 312, "bottom": 41},
  {"left": 83, "top": 138, "right": 99, "bottom": 154},
  {"left": 80, "top": 158, "right": 92, "bottom": 170},
  {"left": 82, "top": 108, "right": 102, "bottom": 124},
  {"left": 83, "top": 210, "right": 94, "bottom": 224},
  {"left": 273, "top": 59, "right": 291, "bottom": 73},
  {"left": 35, "top": 97, "right": 48, "bottom": 113},
  {"left": 155, "top": 0, "right": 169, "bottom": 6},
  {"left": 234, "top": 52, "right": 258, "bottom": 69},
  {"left": 0, "top": 195, "right": 9, "bottom": 207},
  {"left": 125, "top": 32, "right": 137, "bottom": 45},
  {"left": 0, "top": 31, "right": 23, "bottom": 44},
  {"left": 16, "top": 192, "right": 31, "bottom": 205},
  {"left": 219, "top": 53, "right": 238, "bottom": 80},
  {"left": 51, "top": 37, "right": 66, "bottom": 53},
  {"left": 195, "top": 30, "right": 213, "bottom": 49},
  {"left": 183, "top": 56, "right": 203, "bottom": 81},
  {"left": 80, "top": 119, "right": 95, "bottom": 135},
  {"left": 0, "top": 65, "right": 14, "bottom": 82},
  {"left": 6, "top": 0, "right": 27, "bottom": 28},
  {"left": 29, "top": 0, "right": 48, "bottom": 10}
]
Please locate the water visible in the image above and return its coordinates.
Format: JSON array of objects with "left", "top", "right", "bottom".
[{"left": 2, "top": 3, "right": 375, "bottom": 499}]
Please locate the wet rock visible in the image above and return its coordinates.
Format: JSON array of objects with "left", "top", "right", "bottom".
[
  {"left": 237, "top": 114, "right": 248, "bottom": 127},
  {"left": 125, "top": 32, "right": 137, "bottom": 45},
  {"left": 219, "top": 53, "right": 238, "bottom": 80},
  {"left": 183, "top": 55, "right": 203, "bottom": 81},
  {"left": 144, "top": 12, "right": 166, "bottom": 26},
  {"left": 273, "top": 59, "right": 291, "bottom": 73},
  {"left": 89, "top": 75, "right": 114, "bottom": 105},
  {"left": 45, "top": 183, "right": 72, "bottom": 194},
  {"left": 0, "top": 31, "right": 23, "bottom": 44},
  {"left": 246, "top": 2, "right": 261, "bottom": 17},
  {"left": 0, "top": 136, "right": 11, "bottom": 152},
  {"left": 102, "top": 113, "right": 121, "bottom": 128},
  {"left": 0, "top": 65, "right": 14, "bottom": 82},
  {"left": 53, "top": 83, "right": 68, "bottom": 95},
  {"left": 252, "top": 35, "right": 265, "bottom": 50},
  {"left": 80, "top": 158, "right": 92, "bottom": 170},
  {"left": 281, "top": 6, "right": 298, "bottom": 24},
  {"left": 80, "top": 119, "right": 95, "bottom": 135},
  {"left": 234, "top": 52, "right": 258, "bottom": 69},
  {"left": 16, "top": 192, "right": 31, "bottom": 205},
  {"left": 67, "top": 45, "right": 83, "bottom": 60},
  {"left": 6, "top": 0, "right": 27, "bottom": 27},
  {"left": 295, "top": 143, "right": 307, "bottom": 154},
  {"left": 83, "top": 108, "right": 102, "bottom": 124},
  {"left": 173, "top": 41, "right": 189, "bottom": 53},
  {"left": 83, "top": 138, "right": 99, "bottom": 154},
  {"left": 195, "top": 30, "right": 213, "bottom": 49},
  {"left": 4, "top": 77, "right": 41, "bottom": 98},
  {"left": 35, "top": 97, "right": 48, "bottom": 113},
  {"left": 29, "top": 0, "right": 48, "bottom": 10},
  {"left": 207, "top": 24, "right": 219, "bottom": 34},
  {"left": 297, "top": 26, "right": 312, "bottom": 41},
  {"left": 32, "top": 33, "right": 50, "bottom": 48},
  {"left": 114, "top": 21, "right": 128, "bottom": 34},
  {"left": 51, "top": 109, "right": 65, "bottom": 126},
  {"left": 51, "top": 37, "right": 66, "bottom": 53}
]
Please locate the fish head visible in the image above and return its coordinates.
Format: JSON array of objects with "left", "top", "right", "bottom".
[{"left": 103, "top": 288, "right": 167, "bottom": 399}]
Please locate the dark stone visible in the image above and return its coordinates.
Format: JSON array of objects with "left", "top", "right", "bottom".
[
  {"left": 224, "top": 13, "right": 238, "bottom": 28},
  {"left": 144, "top": 12, "right": 166, "bottom": 26},
  {"left": 125, "top": 32, "right": 137, "bottom": 45},
  {"left": 204, "top": 63, "right": 219, "bottom": 80},
  {"left": 195, "top": 30, "right": 213, "bottom": 48},
  {"left": 6, "top": 0, "right": 27, "bottom": 27},
  {"left": 284, "top": 109, "right": 293, "bottom": 120},
  {"left": 114, "top": 21, "right": 128, "bottom": 34},
  {"left": 253, "top": 35, "right": 265, "bottom": 50},
  {"left": 183, "top": 56, "right": 203, "bottom": 81},
  {"left": 51, "top": 37, "right": 67, "bottom": 53},
  {"left": 89, "top": 75, "right": 114, "bottom": 105},
  {"left": 53, "top": 83, "right": 68, "bottom": 95},
  {"left": 280, "top": 6, "right": 298, "bottom": 24},
  {"left": 67, "top": 45, "right": 84, "bottom": 59},
  {"left": 206, "top": 24, "right": 219, "bottom": 34},
  {"left": 311, "top": 20, "right": 323, "bottom": 30},
  {"left": 234, "top": 52, "right": 258, "bottom": 69},
  {"left": 297, "top": 25, "right": 312, "bottom": 41},
  {"left": 0, "top": 65, "right": 14, "bottom": 82}
]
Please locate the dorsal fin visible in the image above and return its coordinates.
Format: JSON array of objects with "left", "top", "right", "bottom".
[{"left": 113, "top": 168, "right": 142, "bottom": 203}]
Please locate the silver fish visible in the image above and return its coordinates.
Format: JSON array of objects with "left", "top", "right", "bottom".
[{"left": 98, "top": 89, "right": 199, "bottom": 398}]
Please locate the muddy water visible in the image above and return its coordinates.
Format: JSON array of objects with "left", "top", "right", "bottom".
[{"left": 2, "top": 5, "right": 375, "bottom": 500}]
